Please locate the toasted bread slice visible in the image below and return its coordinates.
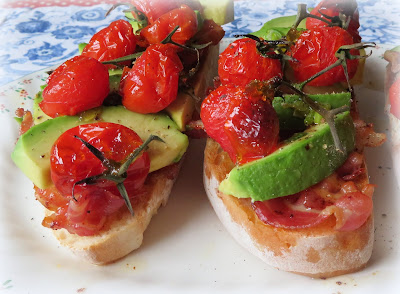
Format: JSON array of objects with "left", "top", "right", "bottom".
[
  {"left": 47, "top": 163, "right": 180, "bottom": 264},
  {"left": 203, "top": 138, "right": 374, "bottom": 278},
  {"left": 42, "top": 42, "right": 220, "bottom": 264}
]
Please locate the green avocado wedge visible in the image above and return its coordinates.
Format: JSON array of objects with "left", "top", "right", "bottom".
[
  {"left": 218, "top": 111, "right": 355, "bottom": 201},
  {"left": 11, "top": 106, "right": 189, "bottom": 189},
  {"left": 273, "top": 92, "right": 352, "bottom": 130}
]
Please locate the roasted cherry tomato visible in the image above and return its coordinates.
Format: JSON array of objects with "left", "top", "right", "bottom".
[
  {"left": 218, "top": 38, "right": 283, "bottom": 88},
  {"left": 122, "top": 43, "right": 183, "bottom": 114},
  {"left": 40, "top": 55, "right": 109, "bottom": 118},
  {"left": 131, "top": 0, "right": 202, "bottom": 24},
  {"left": 389, "top": 76, "right": 400, "bottom": 119},
  {"left": 140, "top": 5, "right": 198, "bottom": 45},
  {"left": 201, "top": 84, "right": 279, "bottom": 164},
  {"left": 177, "top": 19, "right": 225, "bottom": 72},
  {"left": 46, "top": 122, "right": 150, "bottom": 236},
  {"left": 306, "top": 0, "right": 361, "bottom": 42},
  {"left": 289, "top": 26, "right": 358, "bottom": 87},
  {"left": 81, "top": 20, "right": 136, "bottom": 65}
]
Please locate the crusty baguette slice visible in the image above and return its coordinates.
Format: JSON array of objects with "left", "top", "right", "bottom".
[
  {"left": 42, "top": 43, "right": 220, "bottom": 264},
  {"left": 203, "top": 138, "right": 374, "bottom": 278},
  {"left": 47, "top": 163, "right": 180, "bottom": 265}
]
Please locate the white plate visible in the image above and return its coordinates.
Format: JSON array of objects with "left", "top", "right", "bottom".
[{"left": 0, "top": 42, "right": 399, "bottom": 293}]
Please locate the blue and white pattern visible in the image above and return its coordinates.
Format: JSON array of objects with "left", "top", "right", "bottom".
[
  {"left": 1, "top": 0, "right": 400, "bottom": 86},
  {"left": 222, "top": 0, "right": 400, "bottom": 43},
  {"left": 0, "top": 5, "right": 126, "bottom": 85}
]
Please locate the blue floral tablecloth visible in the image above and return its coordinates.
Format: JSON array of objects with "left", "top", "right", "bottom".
[{"left": 1, "top": 0, "right": 400, "bottom": 86}]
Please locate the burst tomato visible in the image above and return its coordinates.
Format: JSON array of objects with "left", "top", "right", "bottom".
[
  {"left": 200, "top": 84, "right": 279, "bottom": 164},
  {"left": 389, "top": 76, "right": 400, "bottom": 119},
  {"left": 46, "top": 122, "right": 150, "bottom": 236},
  {"left": 289, "top": 26, "right": 358, "bottom": 87},
  {"left": 81, "top": 20, "right": 136, "bottom": 65},
  {"left": 122, "top": 43, "right": 183, "bottom": 114},
  {"left": 40, "top": 55, "right": 109, "bottom": 118},
  {"left": 306, "top": 0, "right": 361, "bottom": 42},
  {"left": 218, "top": 38, "right": 283, "bottom": 88},
  {"left": 131, "top": 0, "right": 202, "bottom": 24},
  {"left": 140, "top": 5, "right": 198, "bottom": 45}
]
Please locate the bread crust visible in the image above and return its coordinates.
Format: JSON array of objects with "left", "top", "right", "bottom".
[{"left": 203, "top": 138, "right": 374, "bottom": 278}]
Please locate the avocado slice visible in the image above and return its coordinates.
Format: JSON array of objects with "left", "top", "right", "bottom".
[
  {"left": 219, "top": 111, "right": 355, "bottom": 201},
  {"left": 12, "top": 106, "right": 189, "bottom": 189},
  {"left": 165, "top": 92, "right": 196, "bottom": 131},
  {"left": 32, "top": 92, "right": 51, "bottom": 125},
  {"left": 199, "top": 0, "right": 234, "bottom": 25},
  {"left": 273, "top": 92, "right": 352, "bottom": 130},
  {"left": 390, "top": 45, "right": 400, "bottom": 52}
]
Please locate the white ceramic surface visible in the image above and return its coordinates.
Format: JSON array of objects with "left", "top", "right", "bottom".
[{"left": 0, "top": 42, "right": 399, "bottom": 293}]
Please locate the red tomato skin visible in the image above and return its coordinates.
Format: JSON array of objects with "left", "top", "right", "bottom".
[
  {"left": 81, "top": 20, "right": 136, "bottom": 65},
  {"left": 218, "top": 38, "right": 283, "bottom": 87},
  {"left": 122, "top": 44, "right": 183, "bottom": 114},
  {"left": 40, "top": 56, "right": 109, "bottom": 118},
  {"left": 289, "top": 26, "right": 358, "bottom": 87},
  {"left": 46, "top": 122, "right": 150, "bottom": 236},
  {"left": 131, "top": 0, "right": 202, "bottom": 24},
  {"left": 140, "top": 5, "right": 198, "bottom": 45},
  {"left": 51, "top": 123, "right": 150, "bottom": 197},
  {"left": 389, "top": 76, "right": 400, "bottom": 119},
  {"left": 201, "top": 85, "right": 279, "bottom": 164},
  {"left": 131, "top": 0, "right": 180, "bottom": 24},
  {"left": 306, "top": 0, "right": 361, "bottom": 42}
]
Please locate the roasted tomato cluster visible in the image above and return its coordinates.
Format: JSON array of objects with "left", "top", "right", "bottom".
[
  {"left": 201, "top": 0, "right": 369, "bottom": 231},
  {"left": 201, "top": 37, "right": 283, "bottom": 164},
  {"left": 40, "top": 0, "right": 224, "bottom": 118},
  {"left": 36, "top": 0, "right": 224, "bottom": 236}
]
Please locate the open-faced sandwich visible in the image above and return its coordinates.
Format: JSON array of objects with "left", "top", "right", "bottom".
[
  {"left": 11, "top": 0, "right": 232, "bottom": 264},
  {"left": 201, "top": 0, "right": 386, "bottom": 278}
]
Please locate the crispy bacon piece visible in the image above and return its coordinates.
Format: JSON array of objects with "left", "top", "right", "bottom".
[
  {"left": 337, "top": 151, "right": 364, "bottom": 180},
  {"left": 354, "top": 118, "right": 386, "bottom": 150}
]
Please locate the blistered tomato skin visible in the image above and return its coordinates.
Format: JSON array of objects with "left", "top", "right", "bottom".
[
  {"left": 40, "top": 55, "right": 109, "bottom": 118},
  {"left": 122, "top": 44, "right": 183, "bottom": 114},
  {"left": 389, "top": 76, "right": 400, "bottom": 119},
  {"left": 140, "top": 5, "right": 198, "bottom": 45},
  {"left": 46, "top": 122, "right": 150, "bottom": 236},
  {"left": 218, "top": 38, "right": 283, "bottom": 88},
  {"left": 81, "top": 20, "right": 136, "bottom": 65},
  {"left": 306, "top": 0, "right": 361, "bottom": 42},
  {"left": 201, "top": 85, "right": 279, "bottom": 164},
  {"left": 131, "top": 0, "right": 202, "bottom": 24},
  {"left": 289, "top": 26, "right": 358, "bottom": 87},
  {"left": 131, "top": 0, "right": 180, "bottom": 24}
]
